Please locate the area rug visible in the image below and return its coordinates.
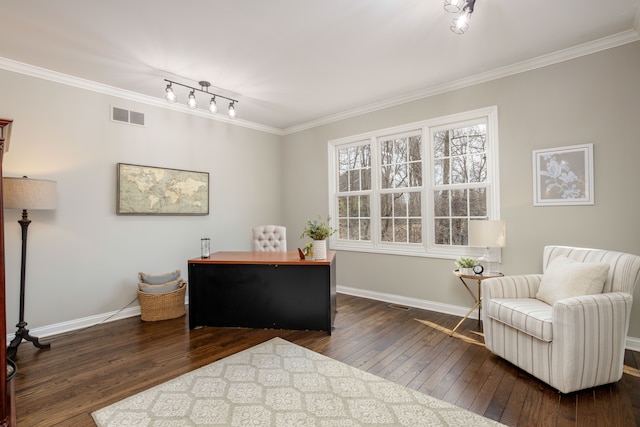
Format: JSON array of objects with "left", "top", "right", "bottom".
[{"left": 92, "top": 337, "right": 504, "bottom": 426}]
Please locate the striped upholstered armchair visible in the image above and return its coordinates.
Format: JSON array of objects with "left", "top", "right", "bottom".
[{"left": 482, "top": 245, "right": 640, "bottom": 393}]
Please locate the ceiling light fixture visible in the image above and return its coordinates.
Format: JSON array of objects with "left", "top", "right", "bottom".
[
  {"left": 163, "top": 79, "right": 238, "bottom": 118},
  {"left": 445, "top": 0, "right": 476, "bottom": 35}
]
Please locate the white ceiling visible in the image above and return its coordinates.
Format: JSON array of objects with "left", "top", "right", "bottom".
[{"left": 1, "top": 1, "right": 639, "bottom": 132}]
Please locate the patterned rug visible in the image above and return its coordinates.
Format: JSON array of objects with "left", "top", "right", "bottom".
[{"left": 92, "top": 337, "right": 503, "bottom": 426}]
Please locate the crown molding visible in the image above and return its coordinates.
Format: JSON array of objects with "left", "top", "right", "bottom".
[
  {"left": 0, "top": 57, "right": 284, "bottom": 136},
  {"left": 1, "top": 27, "right": 638, "bottom": 138},
  {"left": 283, "top": 29, "right": 640, "bottom": 135}
]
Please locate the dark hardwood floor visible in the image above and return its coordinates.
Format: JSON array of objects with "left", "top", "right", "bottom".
[{"left": 11, "top": 293, "right": 640, "bottom": 426}]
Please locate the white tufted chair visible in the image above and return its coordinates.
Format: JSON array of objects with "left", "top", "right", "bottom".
[
  {"left": 252, "top": 225, "right": 287, "bottom": 252},
  {"left": 482, "top": 245, "right": 640, "bottom": 393}
]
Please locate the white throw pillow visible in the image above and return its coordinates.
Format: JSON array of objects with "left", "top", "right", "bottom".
[{"left": 536, "top": 256, "right": 610, "bottom": 305}]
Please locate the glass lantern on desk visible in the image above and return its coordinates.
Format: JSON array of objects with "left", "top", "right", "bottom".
[{"left": 201, "top": 237, "right": 210, "bottom": 258}]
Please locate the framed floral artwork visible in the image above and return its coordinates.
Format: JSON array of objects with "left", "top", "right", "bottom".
[{"left": 532, "top": 143, "right": 594, "bottom": 206}]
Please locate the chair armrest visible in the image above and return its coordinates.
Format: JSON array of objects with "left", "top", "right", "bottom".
[
  {"left": 553, "top": 292, "right": 633, "bottom": 336},
  {"left": 552, "top": 292, "right": 633, "bottom": 387},
  {"left": 482, "top": 274, "right": 543, "bottom": 301}
]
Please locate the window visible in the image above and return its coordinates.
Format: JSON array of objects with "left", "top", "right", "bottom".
[
  {"left": 329, "top": 106, "right": 499, "bottom": 258},
  {"left": 432, "top": 120, "right": 488, "bottom": 246},
  {"left": 337, "top": 143, "right": 372, "bottom": 241},
  {"left": 379, "top": 132, "right": 423, "bottom": 244}
]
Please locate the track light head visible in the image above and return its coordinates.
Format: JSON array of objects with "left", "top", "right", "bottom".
[
  {"left": 228, "top": 102, "right": 237, "bottom": 118},
  {"left": 446, "top": 0, "right": 476, "bottom": 34},
  {"left": 209, "top": 97, "right": 218, "bottom": 114},
  {"left": 165, "top": 83, "right": 177, "bottom": 103},
  {"left": 450, "top": 0, "right": 475, "bottom": 34},
  {"left": 451, "top": 10, "right": 471, "bottom": 34},
  {"left": 187, "top": 90, "right": 198, "bottom": 109}
]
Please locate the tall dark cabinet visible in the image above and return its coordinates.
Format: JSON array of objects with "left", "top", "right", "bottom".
[{"left": 0, "top": 118, "right": 16, "bottom": 426}]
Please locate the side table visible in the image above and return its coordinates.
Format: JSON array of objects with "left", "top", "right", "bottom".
[{"left": 451, "top": 269, "right": 503, "bottom": 336}]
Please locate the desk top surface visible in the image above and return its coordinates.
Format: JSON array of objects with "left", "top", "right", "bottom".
[{"left": 189, "top": 250, "right": 336, "bottom": 265}]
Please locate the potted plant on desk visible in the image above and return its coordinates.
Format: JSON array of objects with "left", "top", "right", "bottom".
[{"left": 300, "top": 214, "right": 337, "bottom": 260}]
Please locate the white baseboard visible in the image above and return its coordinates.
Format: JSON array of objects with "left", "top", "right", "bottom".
[
  {"left": 337, "top": 285, "right": 479, "bottom": 319},
  {"left": 6, "top": 306, "right": 142, "bottom": 342},
  {"left": 626, "top": 336, "right": 640, "bottom": 352},
  {"left": 336, "top": 285, "right": 640, "bottom": 352},
  {"left": 7, "top": 288, "right": 640, "bottom": 352}
]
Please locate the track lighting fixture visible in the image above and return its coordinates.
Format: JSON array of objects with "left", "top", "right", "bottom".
[
  {"left": 444, "top": 0, "right": 476, "bottom": 35},
  {"left": 163, "top": 79, "right": 238, "bottom": 118}
]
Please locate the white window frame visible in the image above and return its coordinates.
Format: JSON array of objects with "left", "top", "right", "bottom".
[{"left": 328, "top": 106, "right": 500, "bottom": 260}]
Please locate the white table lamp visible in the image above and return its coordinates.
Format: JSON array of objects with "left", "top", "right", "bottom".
[{"left": 468, "top": 220, "right": 506, "bottom": 274}]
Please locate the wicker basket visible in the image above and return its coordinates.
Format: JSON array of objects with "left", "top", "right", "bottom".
[{"left": 138, "top": 281, "right": 186, "bottom": 321}]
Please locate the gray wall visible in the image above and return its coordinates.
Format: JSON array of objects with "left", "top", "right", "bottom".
[
  {"left": 284, "top": 41, "right": 640, "bottom": 339},
  {"left": 1, "top": 41, "right": 639, "bottom": 343},
  {"left": 0, "top": 69, "right": 283, "bottom": 328}
]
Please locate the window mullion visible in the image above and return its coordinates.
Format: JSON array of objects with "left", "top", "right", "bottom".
[{"left": 369, "top": 136, "right": 380, "bottom": 247}]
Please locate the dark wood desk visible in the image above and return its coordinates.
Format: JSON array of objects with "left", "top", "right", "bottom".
[{"left": 188, "top": 251, "right": 336, "bottom": 334}]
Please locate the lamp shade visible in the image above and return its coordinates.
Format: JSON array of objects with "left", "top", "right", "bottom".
[
  {"left": 469, "top": 220, "right": 506, "bottom": 248},
  {"left": 3, "top": 176, "right": 57, "bottom": 210}
]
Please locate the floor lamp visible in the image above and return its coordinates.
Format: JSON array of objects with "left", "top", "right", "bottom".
[
  {"left": 468, "top": 220, "right": 506, "bottom": 274},
  {"left": 3, "top": 176, "right": 57, "bottom": 360}
]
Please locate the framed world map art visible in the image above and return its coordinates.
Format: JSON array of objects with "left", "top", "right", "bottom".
[{"left": 116, "top": 163, "right": 209, "bottom": 215}]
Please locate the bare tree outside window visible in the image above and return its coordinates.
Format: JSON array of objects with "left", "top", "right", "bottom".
[
  {"left": 433, "top": 124, "right": 488, "bottom": 246},
  {"left": 379, "top": 134, "right": 422, "bottom": 244},
  {"left": 338, "top": 144, "right": 372, "bottom": 241}
]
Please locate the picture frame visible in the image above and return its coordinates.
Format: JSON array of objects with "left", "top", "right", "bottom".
[
  {"left": 532, "top": 143, "right": 594, "bottom": 206},
  {"left": 117, "top": 163, "right": 209, "bottom": 215}
]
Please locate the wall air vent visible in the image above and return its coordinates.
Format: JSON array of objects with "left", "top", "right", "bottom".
[{"left": 111, "top": 106, "right": 145, "bottom": 127}]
